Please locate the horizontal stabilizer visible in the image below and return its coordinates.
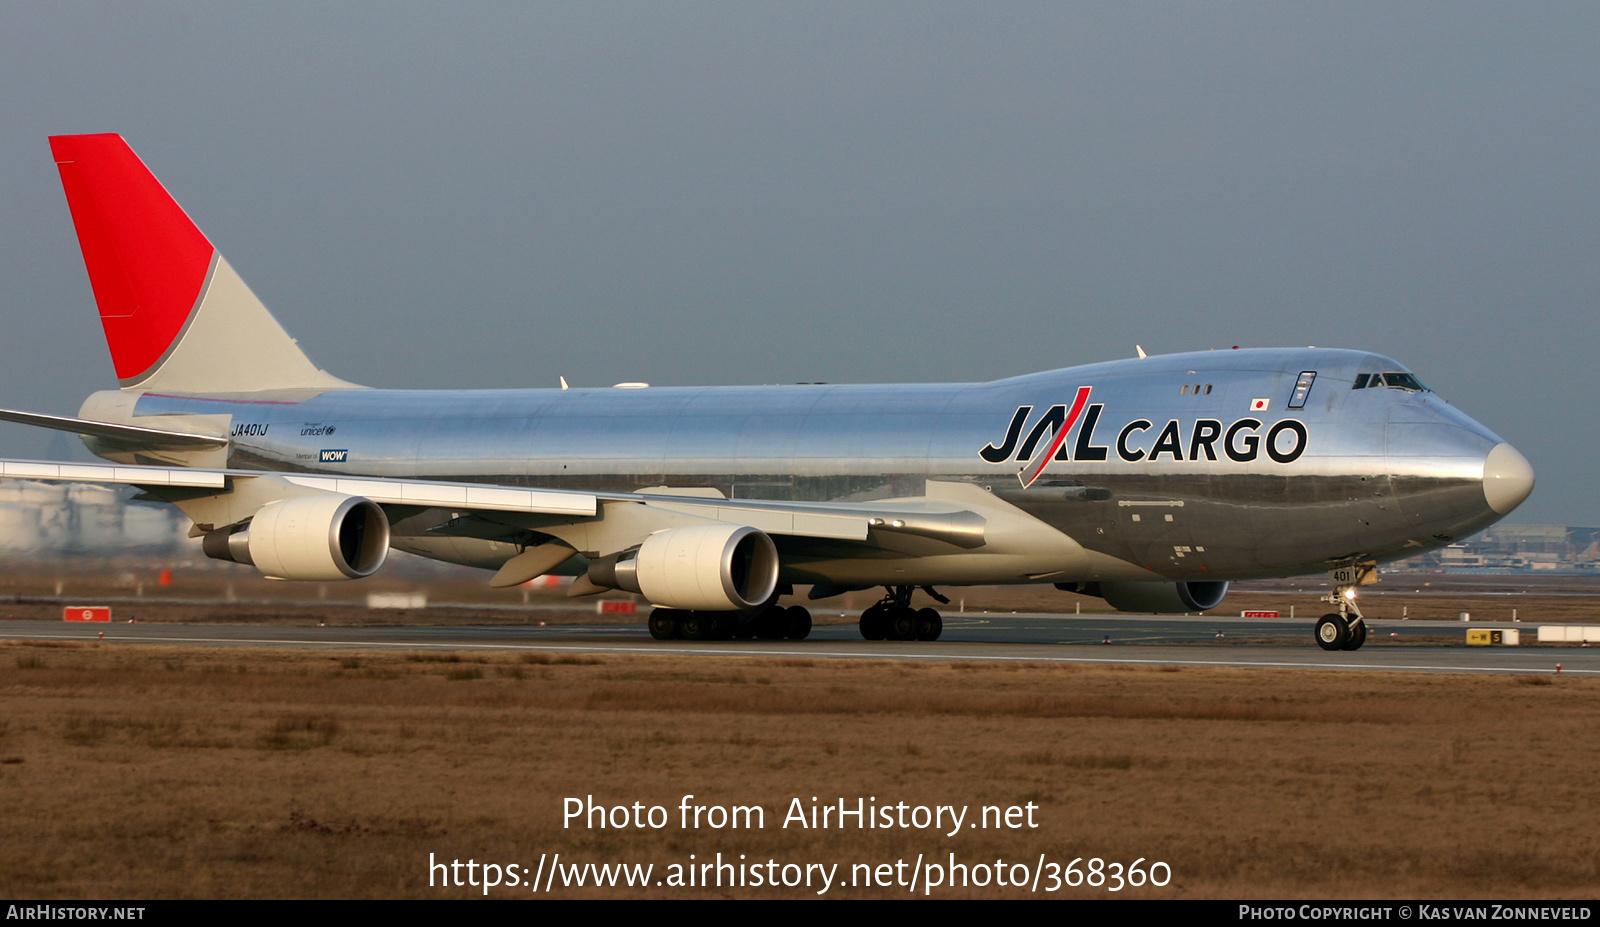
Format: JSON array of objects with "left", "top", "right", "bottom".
[{"left": 0, "top": 407, "right": 228, "bottom": 449}]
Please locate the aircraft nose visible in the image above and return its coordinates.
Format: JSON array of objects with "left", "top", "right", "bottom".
[{"left": 1482, "top": 442, "right": 1535, "bottom": 515}]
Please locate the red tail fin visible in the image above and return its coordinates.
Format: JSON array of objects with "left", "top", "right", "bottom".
[
  {"left": 49, "top": 134, "right": 354, "bottom": 394},
  {"left": 50, "top": 134, "right": 215, "bottom": 383}
]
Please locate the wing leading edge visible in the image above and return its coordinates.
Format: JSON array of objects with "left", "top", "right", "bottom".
[{"left": 0, "top": 456, "right": 995, "bottom": 546}]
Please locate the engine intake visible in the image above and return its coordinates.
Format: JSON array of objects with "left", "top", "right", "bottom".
[
  {"left": 203, "top": 493, "right": 390, "bottom": 580},
  {"left": 589, "top": 524, "right": 779, "bottom": 611}
]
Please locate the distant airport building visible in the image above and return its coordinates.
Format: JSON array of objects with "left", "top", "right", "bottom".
[
  {"left": 1390, "top": 525, "right": 1600, "bottom": 573},
  {"left": 0, "top": 481, "right": 188, "bottom": 557}
]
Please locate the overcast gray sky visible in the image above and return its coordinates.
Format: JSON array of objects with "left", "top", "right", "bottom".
[{"left": 0, "top": 3, "right": 1594, "bottom": 525}]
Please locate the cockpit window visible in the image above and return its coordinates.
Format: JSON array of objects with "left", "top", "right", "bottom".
[
  {"left": 1378, "top": 372, "right": 1427, "bottom": 391},
  {"left": 1288, "top": 371, "right": 1316, "bottom": 409},
  {"left": 1352, "top": 373, "right": 1370, "bottom": 389}
]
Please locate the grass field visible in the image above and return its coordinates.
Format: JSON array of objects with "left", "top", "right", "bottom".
[{"left": 1, "top": 640, "right": 1596, "bottom": 898}]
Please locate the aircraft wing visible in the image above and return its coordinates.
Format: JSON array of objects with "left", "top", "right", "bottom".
[
  {"left": 0, "top": 458, "right": 228, "bottom": 489},
  {"left": 0, "top": 455, "right": 1013, "bottom": 609},
  {"left": 0, "top": 457, "right": 988, "bottom": 549}
]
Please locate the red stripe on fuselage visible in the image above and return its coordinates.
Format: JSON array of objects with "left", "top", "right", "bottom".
[{"left": 1020, "top": 385, "right": 1092, "bottom": 488}]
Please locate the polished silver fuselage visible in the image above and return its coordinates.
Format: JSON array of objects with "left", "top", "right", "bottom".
[{"left": 115, "top": 347, "right": 1510, "bottom": 583}]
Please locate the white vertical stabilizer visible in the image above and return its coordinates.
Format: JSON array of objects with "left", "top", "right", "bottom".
[{"left": 130, "top": 255, "right": 358, "bottom": 394}]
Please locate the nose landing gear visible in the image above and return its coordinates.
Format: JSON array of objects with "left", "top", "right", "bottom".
[{"left": 1315, "top": 563, "right": 1375, "bottom": 651}]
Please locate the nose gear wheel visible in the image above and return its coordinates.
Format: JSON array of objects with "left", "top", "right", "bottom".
[{"left": 1315, "top": 562, "right": 1374, "bottom": 651}]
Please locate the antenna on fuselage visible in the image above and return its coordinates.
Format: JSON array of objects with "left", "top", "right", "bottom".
[
  {"left": 1135, "top": 345, "right": 1148, "bottom": 359},
  {"left": 559, "top": 376, "right": 569, "bottom": 390}
]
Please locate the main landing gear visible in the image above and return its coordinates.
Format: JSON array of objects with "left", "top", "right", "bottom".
[
  {"left": 1315, "top": 564, "right": 1374, "bottom": 651},
  {"left": 647, "top": 604, "right": 812, "bottom": 641},
  {"left": 643, "top": 585, "right": 947, "bottom": 643},
  {"left": 858, "top": 586, "right": 944, "bottom": 642}
]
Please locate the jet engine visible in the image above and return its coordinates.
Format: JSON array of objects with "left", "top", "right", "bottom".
[
  {"left": 202, "top": 493, "right": 390, "bottom": 580},
  {"left": 1061, "top": 580, "right": 1229, "bottom": 614},
  {"left": 588, "top": 523, "right": 779, "bottom": 611}
]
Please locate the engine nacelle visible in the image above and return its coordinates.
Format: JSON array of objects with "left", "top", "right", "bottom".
[
  {"left": 202, "top": 493, "right": 390, "bottom": 580},
  {"left": 1066, "top": 580, "right": 1229, "bottom": 614},
  {"left": 590, "top": 524, "right": 779, "bottom": 611}
]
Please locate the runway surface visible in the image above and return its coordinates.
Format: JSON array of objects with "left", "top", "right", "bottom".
[{"left": 4, "top": 613, "right": 1595, "bottom": 676}]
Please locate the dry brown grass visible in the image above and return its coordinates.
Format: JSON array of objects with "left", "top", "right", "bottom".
[{"left": 0, "top": 641, "right": 1595, "bottom": 899}]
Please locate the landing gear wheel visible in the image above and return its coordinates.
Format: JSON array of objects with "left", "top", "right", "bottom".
[
  {"left": 887, "top": 606, "right": 918, "bottom": 641},
  {"left": 1315, "top": 613, "right": 1349, "bottom": 651},
  {"left": 679, "top": 611, "right": 714, "bottom": 641},
  {"left": 859, "top": 604, "right": 888, "bottom": 641},
  {"left": 1319, "top": 562, "right": 1375, "bottom": 654},
  {"left": 784, "top": 605, "right": 812, "bottom": 640},
  {"left": 914, "top": 607, "right": 943, "bottom": 641},
  {"left": 648, "top": 608, "right": 679, "bottom": 640},
  {"left": 756, "top": 606, "right": 788, "bottom": 639}
]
